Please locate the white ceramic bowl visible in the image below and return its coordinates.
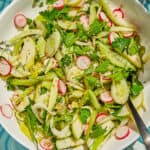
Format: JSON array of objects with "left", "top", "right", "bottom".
[{"left": 0, "top": 0, "right": 150, "bottom": 149}]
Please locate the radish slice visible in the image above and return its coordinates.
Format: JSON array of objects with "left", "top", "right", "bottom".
[
  {"left": 83, "top": 123, "right": 89, "bottom": 135},
  {"left": 98, "top": 12, "right": 112, "bottom": 27},
  {"left": 115, "top": 126, "right": 130, "bottom": 140},
  {"left": 53, "top": 0, "right": 64, "bottom": 10},
  {"left": 113, "top": 8, "right": 125, "bottom": 19},
  {"left": 123, "top": 32, "right": 134, "bottom": 37},
  {"left": 101, "top": 72, "right": 112, "bottom": 82},
  {"left": 80, "top": 15, "right": 89, "bottom": 29},
  {"left": 1, "top": 104, "right": 13, "bottom": 119},
  {"left": 14, "top": 13, "right": 27, "bottom": 28},
  {"left": 108, "top": 32, "right": 119, "bottom": 45},
  {"left": 58, "top": 80, "right": 67, "bottom": 96},
  {"left": 96, "top": 112, "right": 108, "bottom": 123},
  {"left": 93, "top": 72, "right": 100, "bottom": 79},
  {"left": 100, "top": 91, "right": 113, "bottom": 103},
  {"left": 76, "top": 56, "right": 91, "bottom": 70},
  {"left": 0, "top": 57, "right": 12, "bottom": 76},
  {"left": 102, "top": 75, "right": 111, "bottom": 81},
  {"left": 40, "top": 138, "right": 53, "bottom": 150}
]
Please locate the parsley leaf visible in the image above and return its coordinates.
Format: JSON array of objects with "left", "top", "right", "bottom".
[
  {"left": 73, "top": 46, "right": 83, "bottom": 55},
  {"left": 128, "top": 38, "right": 139, "bottom": 55},
  {"left": 77, "top": 24, "right": 88, "bottom": 41},
  {"left": 84, "top": 65, "right": 94, "bottom": 75},
  {"left": 64, "top": 32, "right": 77, "bottom": 47},
  {"left": 131, "top": 78, "right": 143, "bottom": 96},
  {"left": 112, "top": 38, "right": 130, "bottom": 53},
  {"left": 45, "top": 22, "right": 53, "bottom": 35},
  {"left": 40, "top": 7, "right": 70, "bottom": 21},
  {"left": 41, "top": 87, "right": 47, "bottom": 95},
  {"left": 79, "top": 108, "right": 91, "bottom": 124},
  {"left": 111, "top": 68, "right": 129, "bottom": 81},
  {"left": 95, "top": 60, "right": 111, "bottom": 73},
  {"left": 86, "top": 76, "right": 97, "bottom": 88},
  {"left": 73, "top": 46, "right": 90, "bottom": 55},
  {"left": 89, "top": 53, "right": 100, "bottom": 61},
  {"left": 90, "top": 125, "right": 106, "bottom": 138},
  {"left": 60, "top": 55, "right": 71, "bottom": 67},
  {"left": 89, "top": 19, "right": 105, "bottom": 35}
]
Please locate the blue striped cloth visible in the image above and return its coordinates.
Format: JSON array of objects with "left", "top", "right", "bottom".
[{"left": 0, "top": 0, "right": 150, "bottom": 150}]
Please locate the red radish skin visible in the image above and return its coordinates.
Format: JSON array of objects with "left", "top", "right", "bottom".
[
  {"left": 108, "top": 32, "right": 119, "bottom": 45},
  {"left": 76, "top": 56, "right": 91, "bottom": 70},
  {"left": 96, "top": 112, "right": 108, "bottom": 123},
  {"left": 113, "top": 8, "right": 125, "bottom": 19},
  {"left": 102, "top": 75, "right": 111, "bottom": 81},
  {"left": 98, "top": 12, "right": 113, "bottom": 27},
  {"left": 0, "top": 57, "right": 12, "bottom": 76},
  {"left": 40, "top": 138, "right": 53, "bottom": 150},
  {"left": 58, "top": 80, "right": 67, "bottom": 96},
  {"left": 1, "top": 104, "right": 13, "bottom": 119},
  {"left": 115, "top": 126, "right": 130, "bottom": 140},
  {"left": 83, "top": 123, "right": 89, "bottom": 135},
  {"left": 93, "top": 72, "right": 100, "bottom": 79},
  {"left": 14, "top": 13, "right": 27, "bottom": 28},
  {"left": 100, "top": 91, "right": 113, "bottom": 103},
  {"left": 53, "top": 0, "right": 64, "bottom": 10},
  {"left": 123, "top": 32, "right": 134, "bottom": 38},
  {"left": 80, "top": 15, "right": 89, "bottom": 29}
]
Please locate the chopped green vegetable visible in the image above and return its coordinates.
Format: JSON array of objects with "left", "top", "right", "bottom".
[
  {"left": 131, "top": 78, "right": 144, "bottom": 96},
  {"left": 40, "top": 7, "right": 70, "bottom": 21},
  {"left": 112, "top": 38, "right": 130, "bottom": 53},
  {"left": 89, "top": 19, "right": 105, "bottom": 35},
  {"left": 45, "top": 22, "right": 53, "bottom": 35},
  {"left": 95, "top": 60, "right": 111, "bottom": 73},
  {"left": 84, "top": 65, "right": 95, "bottom": 75},
  {"left": 89, "top": 53, "right": 100, "bottom": 61},
  {"left": 60, "top": 55, "right": 71, "bottom": 67},
  {"left": 64, "top": 32, "right": 77, "bottom": 47},
  {"left": 77, "top": 24, "right": 88, "bottom": 41},
  {"left": 79, "top": 108, "right": 91, "bottom": 124},
  {"left": 41, "top": 87, "right": 47, "bottom": 95},
  {"left": 128, "top": 38, "right": 139, "bottom": 55},
  {"left": 86, "top": 76, "right": 97, "bottom": 88},
  {"left": 90, "top": 125, "right": 106, "bottom": 138},
  {"left": 111, "top": 68, "right": 129, "bottom": 81}
]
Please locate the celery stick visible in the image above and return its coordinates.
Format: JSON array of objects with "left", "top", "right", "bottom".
[
  {"left": 88, "top": 90, "right": 101, "bottom": 110},
  {"left": 9, "top": 73, "right": 55, "bottom": 86},
  {"left": 85, "top": 110, "right": 97, "bottom": 141},
  {"left": 48, "top": 77, "right": 58, "bottom": 111},
  {"left": 97, "top": 42, "right": 136, "bottom": 70},
  {"left": 8, "top": 29, "right": 43, "bottom": 44},
  {"left": 100, "top": 0, "right": 135, "bottom": 28}
]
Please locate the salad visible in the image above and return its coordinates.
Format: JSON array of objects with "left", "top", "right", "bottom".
[{"left": 0, "top": 0, "right": 146, "bottom": 149}]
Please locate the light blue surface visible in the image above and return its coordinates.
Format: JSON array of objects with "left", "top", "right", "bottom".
[{"left": 0, "top": 0, "right": 150, "bottom": 150}]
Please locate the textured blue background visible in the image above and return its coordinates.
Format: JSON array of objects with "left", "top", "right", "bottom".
[{"left": 0, "top": 0, "right": 150, "bottom": 149}]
